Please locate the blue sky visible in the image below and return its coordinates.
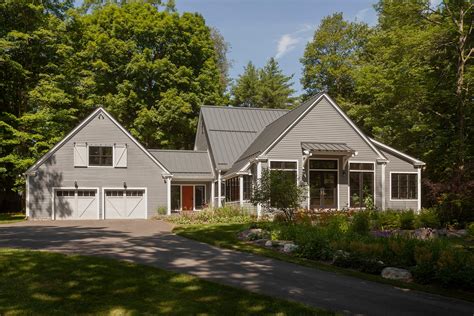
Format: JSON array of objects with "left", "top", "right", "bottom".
[{"left": 175, "top": 0, "right": 379, "bottom": 94}]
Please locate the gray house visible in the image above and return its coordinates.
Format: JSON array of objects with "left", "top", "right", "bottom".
[{"left": 25, "top": 93, "right": 424, "bottom": 220}]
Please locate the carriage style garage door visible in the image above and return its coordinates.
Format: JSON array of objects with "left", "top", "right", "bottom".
[
  {"left": 54, "top": 189, "right": 99, "bottom": 220},
  {"left": 104, "top": 189, "right": 147, "bottom": 219}
]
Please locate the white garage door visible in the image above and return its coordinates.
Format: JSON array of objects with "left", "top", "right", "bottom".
[
  {"left": 104, "top": 189, "right": 147, "bottom": 219},
  {"left": 54, "top": 189, "right": 98, "bottom": 220}
]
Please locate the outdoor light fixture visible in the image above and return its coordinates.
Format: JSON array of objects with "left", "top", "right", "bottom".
[
  {"left": 123, "top": 181, "right": 127, "bottom": 189},
  {"left": 74, "top": 181, "right": 78, "bottom": 188}
]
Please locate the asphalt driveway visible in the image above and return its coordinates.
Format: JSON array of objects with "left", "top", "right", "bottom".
[{"left": 0, "top": 220, "right": 472, "bottom": 315}]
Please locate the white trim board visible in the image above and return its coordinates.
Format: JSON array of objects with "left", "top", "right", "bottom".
[
  {"left": 102, "top": 187, "right": 148, "bottom": 219},
  {"left": 370, "top": 138, "right": 425, "bottom": 166},
  {"left": 25, "top": 107, "right": 171, "bottom": 175}
]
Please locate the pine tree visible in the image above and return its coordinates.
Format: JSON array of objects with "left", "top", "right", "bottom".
[
  {"left": 231, "top": 62, "right": 260, "bottom": 107},
  {"left": 258, "top": 57, "right": 295, "bottom": 109}
]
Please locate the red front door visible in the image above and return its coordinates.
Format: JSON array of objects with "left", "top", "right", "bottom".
[{"left": 182, "top": 186, "right": 194, "bottom": 210}]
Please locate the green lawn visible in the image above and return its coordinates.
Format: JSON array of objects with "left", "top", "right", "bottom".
[
  {"left": 0, "top": 213, "right": 25, "bottom": 224},
  {"left": 0, "top": 248, "right": 330, "bottom": 315},
  {"left": 174, "top": 223, "right": 474, "bottom": 302}
]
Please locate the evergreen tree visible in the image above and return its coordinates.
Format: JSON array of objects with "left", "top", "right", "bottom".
[
  {"left": 258, "top": 57, "right": 295, "bottom": 109},
  {"left": 231, "top": 58, "right": 295, "bottom": 108},
  {"left": 231, "top": 62, "right": 260, "bottom": 107}
]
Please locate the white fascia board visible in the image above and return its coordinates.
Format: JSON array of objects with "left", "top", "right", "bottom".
[{"left": 370, "top": 138, "right": 425, "bottom": 166}]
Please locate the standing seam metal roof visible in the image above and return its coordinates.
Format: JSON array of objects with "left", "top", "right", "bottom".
[
  {"left": 200, "top": 106, "right": 288, "bottom": 170},
  {"left": 302, "top": 142, "right": 355, "bottom": 152},
  {"left": 148, "top": 149, "right": 213, "bottom": 179}
]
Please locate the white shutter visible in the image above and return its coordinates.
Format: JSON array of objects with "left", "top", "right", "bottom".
[
  {"left": 114, "top": 144, "right": 127, "bottom": 168},
  {"left": 74, "top": 143, "right": 87, "bottom": 167}
]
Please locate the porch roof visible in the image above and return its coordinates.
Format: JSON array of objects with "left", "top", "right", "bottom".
[
  {"left": 302, "top": 142, "right": 355, "bottom": 153},
  {"left": 148, "top": 149, "right": 214, "bottom": 180}
]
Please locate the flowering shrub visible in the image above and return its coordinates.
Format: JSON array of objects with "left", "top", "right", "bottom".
[{"left": 158, "top": 206, "right": 255, "bottom": 225}]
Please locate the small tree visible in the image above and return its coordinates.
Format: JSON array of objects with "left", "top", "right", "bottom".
[{"left": 251, "top": 169, "right": 306, "bottom": 222}]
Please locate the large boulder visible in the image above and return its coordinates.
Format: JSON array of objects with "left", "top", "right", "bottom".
[
  {"left": 283, "top": 243, "right": 299, "bottom": 253},
  {"left": 381, "top": 267, "right": 413, "bottom": 282}
]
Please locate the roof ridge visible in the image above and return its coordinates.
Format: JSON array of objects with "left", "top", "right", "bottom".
[
  {"left": 201, "top": 105, "right": 289, "bottom": 112},
  {"left": 148, "top": 149, "right": 208, "bottom": 153}
]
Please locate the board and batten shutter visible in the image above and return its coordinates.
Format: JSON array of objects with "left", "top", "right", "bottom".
[
  {"left": 114, "top": 144, "right": 127, "bottom": 168},
  {"left": 74, "top": 143, "right": 87, "bottom": 167}
]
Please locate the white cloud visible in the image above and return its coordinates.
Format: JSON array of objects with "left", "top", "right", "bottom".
[
  {"left": 275, "top": 34, "right": 301, "bottom": 59},
  {"left": 275, "top": 24, "right": 315, "bottom": 59}
]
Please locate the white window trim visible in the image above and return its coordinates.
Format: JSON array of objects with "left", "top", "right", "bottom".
[
  {"left": 102, "top": 187, "right": 148, "bottom": 219},
  {"left": 347, "top": 161, "right": 376, "bottom": 208},
  {"left": 307, "top": 158, "right": 339, "bottom": 209},
  {"left": 171, "top": 184, "right": 207, "bottom": 211},
  {"left": 389, "top": 171, "right": 418, "bottom": 201},
  {"left": 86, "top": 144, "right": 115, "bottom": 168},
  {"left": 268, "top": 159, "right": 299, "bottom": 181},
  {"left": 52, "top": 187, "right": 100, "bottom": 220}
]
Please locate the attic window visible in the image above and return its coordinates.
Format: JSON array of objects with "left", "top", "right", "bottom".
[{"left": 89, "top": 146, "right": 113, "bottom": 166}]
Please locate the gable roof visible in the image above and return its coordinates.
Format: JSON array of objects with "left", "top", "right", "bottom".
[
  {"left": 25, "top": 107, "right": 171, "bottom": 175},
  {"left": 148, "top": 149, "right": 214, "bottom": 179},
  {"left": 226, "top": 93, "right": 387, "bottom": 176},
  {"left": 370, "top": 138, "right": 425, "bottom": 166},
  {"left": 199, "top": 106, "right": 288, "bottom": 170}
]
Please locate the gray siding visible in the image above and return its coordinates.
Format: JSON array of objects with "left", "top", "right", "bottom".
[
  {"left": 383, "top": 150, "right": 419, "bottom": 210},
  {"left": 266, "top": 98, "right": 380, "bottom": 210},
  {"left": 28, "top": 112, "right": 167, "bottom": 219}
]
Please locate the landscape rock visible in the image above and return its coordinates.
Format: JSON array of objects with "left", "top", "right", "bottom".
[
  {"left": 447, "top": 229, "right": 468, "bottom": 238},
  {"left": 381, "top": 267, "right": 413, "bottom": 282},
  {"left": 253, "top": 239, "right": 269, "bottom": 247},
  {"left": 264, "top": 240, "right": 274, "bottom": 247},
  {"left": 332, "top": 250, "right": 350, "bottom": 264},
  {"left": 282, "top": 243, "right": 298, "bottom": 253},
  {"left": 414, "top": 228, "right": 438, "bottom": 240},
  {"left": 238, "top": 228, "right": 269, "bottom": 241}
]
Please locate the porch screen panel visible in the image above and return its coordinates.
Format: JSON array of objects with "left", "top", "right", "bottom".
[
  {"left": 391, "top": 173, "right": 417, "bottom": 200},
  {"left": 171, "top": 185, "right": 181, "bottom": 210},
  {"left": 195, "top": 185, "right": 205, "bottom": 209},
  {"left": 349, "top": 163, "right": 375, "bottom": 208}
]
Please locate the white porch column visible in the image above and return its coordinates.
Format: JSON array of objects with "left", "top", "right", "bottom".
[
  {"left": 417, "top": 167, "right": 422, "bottom": 212},
  {"left": 239, "top": 175, "right": 244, "bottom": 207},
  {"left": 217, "top": 170, "right": 222, "bottom": 207},
  {"left": 381, "top": 163, "right": 386, "bottom": 211},
  {"left": 211, "top": 181, "right": 215, "bottom": 208},
  {"left": 256, "top": 161, "right": 262, "bottom": 218},
  {"left": 165, "top": 176, "right": 172, "bottom": 215}
]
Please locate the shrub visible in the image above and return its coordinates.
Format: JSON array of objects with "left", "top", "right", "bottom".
[
  {"left": 350, "top": 211, "right": 370, "bottom": 235},
  {"left": 467, "top": 222, "right": 474, "bottom": 237},
  {"left": 399, "top": 210, "right": 415, "bottom": 230},
  {"left": 436, "top": 248, "right": 474, "bottom": 289},
  {"left": 415, "top": 208, "right": 441, "bottom": 228},
  {"left": 156, "top": 206, "right": 167, "bottom": 216},
  {"left": 251, "top": 169, "right": 306, "bottom": 222},
  {"left": 372, "top": 210, "right": 400, "bottom": 230}
]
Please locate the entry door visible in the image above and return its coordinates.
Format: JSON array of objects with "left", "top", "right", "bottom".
[
  {"left": 309, "top": 171, "right": 337, "bottom": 209},
  {"left": 182, "top": 186, "right": 194, "bottom": 210}
]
